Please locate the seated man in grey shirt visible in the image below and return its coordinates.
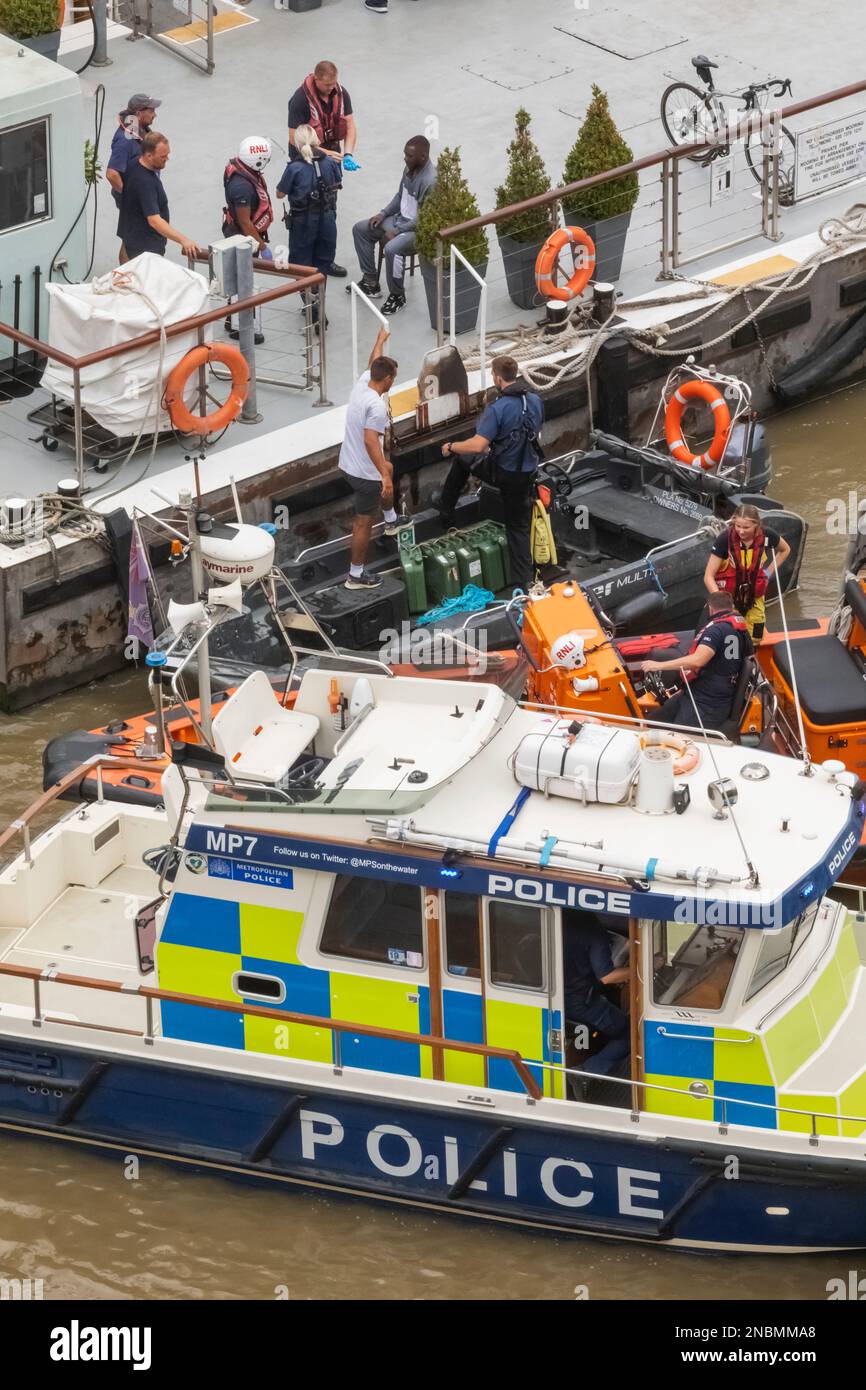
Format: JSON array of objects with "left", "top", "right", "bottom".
[{"left": 350, "top": 135, "right": 436, "bottom": 313}]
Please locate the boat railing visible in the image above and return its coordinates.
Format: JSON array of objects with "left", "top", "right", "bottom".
[
  {"left": 536, "top": 1060, "right": 866, "bottom": 1147},
  {"left": 0, "top": 941, "right": 861, "bottom": 1141},
  {"left": 0, "top": 960, "right": 543, "bottom": 1102},
  {"left": 518, "top": 696, "right": 732, "bottom": 744},
  {"left": 0, "top": 756, "right": 167, "bottom": 867},
  {"left": 836, "top": 880, "right": 866, "bottom": 913}
]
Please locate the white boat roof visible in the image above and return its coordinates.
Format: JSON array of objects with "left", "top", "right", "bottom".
[{"left": 189, "top": 674, "right": 864, "bottom": 927}]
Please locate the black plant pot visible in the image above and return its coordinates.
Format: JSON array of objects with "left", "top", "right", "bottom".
[
  {"left": 17, "top": 29, "right": 61, "bottom": 62},
  {"left": 419, "top": 255, "right": 489, "bottom": 336},
  {"left": 561, "top": 208, "right": 632, "bottom": 284},
  {"left": 497, "top": 232, "right": 547, "bottom": 312}
]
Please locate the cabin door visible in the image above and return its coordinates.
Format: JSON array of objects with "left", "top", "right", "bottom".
[{"left": 481, "top": 898, "right": 564, "bottom": 1098}]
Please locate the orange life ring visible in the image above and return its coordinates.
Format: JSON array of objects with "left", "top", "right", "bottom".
[
  {"left": 163, "top": 344, "right": 249, "bottom": 435},
  {"left": 535, "top": 226, "right": 596, "bottom": 303},
  {"left": 664, "top": 380, "right": 731, "bottom": 470},
  {"left": 642, "top": 731, "right": 701, "bottom": 776}
]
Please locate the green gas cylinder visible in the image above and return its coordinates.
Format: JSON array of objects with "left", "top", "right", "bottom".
[
  {"left": 471, "top": 523, "right": 505, "bottom": 593},
  {"left": 400, "top": 544, "right": 428, "bottom": 613},
  {"left": 422, "top": 538, "right": 461, "bottom": 604},
  {"left": 449, "top": 530, "right": 485, "bottom": 590}
]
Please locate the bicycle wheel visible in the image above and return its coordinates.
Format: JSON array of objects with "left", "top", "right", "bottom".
[
  {"left": 744, "top": 124, "right": 797, "bottom": 206},
  {"left": 660, "top": 82, "right": 721, "bottom": 159}
]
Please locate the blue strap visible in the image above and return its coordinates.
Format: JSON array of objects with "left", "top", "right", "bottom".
[
  {"left": 646, "top": 857, "right": 658, "bottom": 882},
  {"left": 487, "top": 786, "right": 531, "bottom": 857},
  {"left": 646, "top": 556, "right": 667, "bottom": 598},
  {"left": 539, "top": 835, "right": 558, "bottom": 867}
]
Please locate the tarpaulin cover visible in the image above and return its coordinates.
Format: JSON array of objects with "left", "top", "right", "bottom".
[{"left": 41, "top": 254, "right": 211, "bottom": 438}]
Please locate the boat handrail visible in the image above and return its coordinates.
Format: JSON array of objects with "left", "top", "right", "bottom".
[
  {"left": 0, "top": 756, "right": 166, "bottom": 865},
  {"left": 518, "top": 697, "right": 732, "bottom": 744},
  {"left": 537, "top": 1060, "right": 866, "bottom": 1145},
  {"left": 836, "top": 879, "right": 866, "bottom": 913},
  {"left": 0, "top": 960, "right": 542, "bottom": 1102},
  {"left": 0, "top": 942, "right": 859, "bottom": 1137},
  {"left": 644, "top": 522, "right": 724, "bottom": 565}
]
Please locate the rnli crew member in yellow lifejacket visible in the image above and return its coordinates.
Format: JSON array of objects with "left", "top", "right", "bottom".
[
  {"left": 641, "top": 591, "right": 752, "bottom": 730},
  {"left": 703, "top": 504, "right": 790, "bottom": 641}
]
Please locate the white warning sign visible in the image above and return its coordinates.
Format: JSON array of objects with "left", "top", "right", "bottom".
[{"left": 795, "top": 114, "right": 866, "bottom": 199}]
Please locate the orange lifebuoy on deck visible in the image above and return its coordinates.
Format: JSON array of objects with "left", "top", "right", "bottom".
[
  {"left": 664, "top": 380, "right": 731, "bottom": 470},
  {"left": 642, "top": 731, "right": 701, "bottom": 776},
  {"left": 535, "top": 226, "right": 596, "bottom": 303},
  {"left": 164, "top": 344, "right": 249, "bottom": 436}
]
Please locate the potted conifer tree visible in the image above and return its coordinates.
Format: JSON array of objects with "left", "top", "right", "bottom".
[
  {"left": 0, "top": 0, "right": 63, "bottom": 60},
  {"left": 494, "top": 108, "right": 555, "bottom": 311},
  {"left": 416, "top": 146, "right": 489, "bottom": 336},
  {"left": 561, "top": 85, "right": 638, "bottom": 284}
]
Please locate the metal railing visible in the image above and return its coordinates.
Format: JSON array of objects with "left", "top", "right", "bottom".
[
  {"left": 0, "top": 264, "right": 326, "bottom": 493},
  {"left": 350, "top": 282, "right": 389, "bottom": 382},
  {"left": 186, "top": 252, "right": 330, "bottom": 407},
  {"left": 432, "top": 78, "right": 866, "bottom": 344},
  {"left": 540, "top": 1061, "right": 866, "bottom": 1146},
  {"left": 125, "top": 0, "right": 214, "bottom": 76},
  {"left": 0, "top": 959, "right": 542, "bottom": 1101}
]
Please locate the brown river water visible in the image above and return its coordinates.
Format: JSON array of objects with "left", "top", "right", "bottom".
[{"left": 1, "top": 383, "right": 864, "bottom": 1301}]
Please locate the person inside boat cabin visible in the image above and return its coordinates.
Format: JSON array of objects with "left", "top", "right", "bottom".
[
  {"left": 641, "top": 590, "right": 752, "bottom": 730},
  {"left": 562, "top": 910, "right": 631, "bottom": 1083},
  {"left": 704, "top": 504, "right": 790, "bottom": 641}
]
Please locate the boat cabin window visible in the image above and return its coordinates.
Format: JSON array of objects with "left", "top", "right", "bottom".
[
  {"left": 488, "top": 901, "right": 545, "bottom": 992},
  {"left": 652, "top": 921, "right": 742, "bottom": 1011},
  {"left": 319, "top": 875, "right": 424, "bottom": 969},
  {"left": 233, "top": 971, "right": 286, "bottom": 1004},
  {"left": 0, "top": 119, "right": 50, "bottom": 235},
  {"left": 743, "top": 905, "right": 819, "bottom": 1004},
  {"left": 443, "top": 891, "right": 481, "bottom": 978}
]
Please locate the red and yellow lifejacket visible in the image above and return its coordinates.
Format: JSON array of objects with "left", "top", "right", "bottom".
[{"left": 716, "top": 527, "right": 769, "bottom": 610}]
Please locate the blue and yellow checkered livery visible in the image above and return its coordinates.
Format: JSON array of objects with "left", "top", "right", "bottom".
[
  {"left": 644, "top": 914, "right": 865, "bottom": 1134},
  {"left": 158, "top": 887, "right": 562, "bottom": 1095}
]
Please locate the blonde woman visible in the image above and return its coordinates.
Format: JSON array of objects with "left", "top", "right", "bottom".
[{"left": 275, "top": 124, "right": 342, "bottom": 324}]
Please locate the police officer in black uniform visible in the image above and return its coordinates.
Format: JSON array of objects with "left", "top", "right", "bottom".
[
  {"left": 563, "top": 910, "right": 631, "bottom": 1081},
  {"left": 642, "top": 590, "right": 752, "bottom": 729},
  {"left": 276, "top": 124, "right": 342, "bottom": 327},
  {"left": 439, "top": 355, "right": 544, "bottom": 591}
]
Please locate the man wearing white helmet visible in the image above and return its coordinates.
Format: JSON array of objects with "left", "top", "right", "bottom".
[
  {"left": 222, "top": 137, "right": 275, "bottom": 344},
  {"left": 223, "top": 137, "right": 275, "bottom": 256}
]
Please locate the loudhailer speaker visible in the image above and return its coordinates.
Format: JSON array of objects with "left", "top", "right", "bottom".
[
  {"left": 207, "top": 578, "right": 244, "bottom": 613},
  {"left": 167, "top": 599, "right": 208, "bottom": 636}
]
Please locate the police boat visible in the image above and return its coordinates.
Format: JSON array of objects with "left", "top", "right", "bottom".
[{"left": 2, "top": 661, "right": 866, "bottom": 1252}]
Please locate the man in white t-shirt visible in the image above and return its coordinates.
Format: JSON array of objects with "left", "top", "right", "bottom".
[{"left": 339, "top": 325, "right": 401, "bottom": 589}]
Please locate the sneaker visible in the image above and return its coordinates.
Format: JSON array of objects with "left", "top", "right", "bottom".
[
  {"left": 326, "top": 262, "right": 348, "bottom": 277},
  {"left": 364, "top": 0, "right": 388, "bottom": 10},
  {"left": 383, "top": 516, "right": 410, "bottom": 536},
  {"left": 345, "top": 569, "right": 383, "bottom": 590},
  {"left": 346, "top": 277, "right": 381, "bottom": 298},
  {"left": 381, "top": 291, "right": 407, "bottom": 314}
]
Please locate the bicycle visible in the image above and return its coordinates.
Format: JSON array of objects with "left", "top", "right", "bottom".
[{"left": 661, "top": 55, "right": 796, "bottom": 207}]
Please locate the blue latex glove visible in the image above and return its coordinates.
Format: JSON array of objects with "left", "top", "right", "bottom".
[
  {"left": 343, "top": 154, "right": 361, "bottom": 172},
  {"left": 259, "top": 245, "right": 273, "bottom": 261}
]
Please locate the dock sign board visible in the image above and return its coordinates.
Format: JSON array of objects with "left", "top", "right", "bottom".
[{"left": 795, "top": 114, "right": 866, "bottom": 199}]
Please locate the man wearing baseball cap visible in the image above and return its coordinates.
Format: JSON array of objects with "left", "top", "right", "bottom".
[{"left": 106, "top": 94, "right": 162, "bottom": 263}]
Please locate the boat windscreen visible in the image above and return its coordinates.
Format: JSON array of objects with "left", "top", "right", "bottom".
[{"left": 202, "top": 783, "right": 431, "bottom": 817}]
